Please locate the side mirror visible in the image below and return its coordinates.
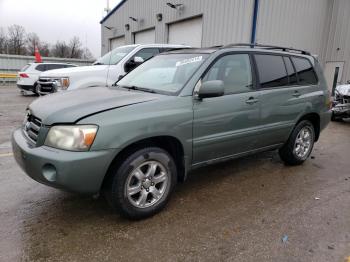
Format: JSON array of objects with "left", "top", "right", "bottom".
[
  {"left": 133, "top": 56, "right": 144, "bottom": 63},
  {"left": 124, "top": 56, "right": 145, "bottom": 73},
  {"left": 197, "top": 80, "right": 224, "bottom": 99}
]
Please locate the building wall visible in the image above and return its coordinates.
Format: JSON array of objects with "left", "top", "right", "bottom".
[
  {"left": 101, "top": 0, "right": 253, "bottom": 54},
  {"left": 256, "top": 0, "right": 332, "bottom": 63},
  {"left": 101, "top": 0, "right": 350, "bottom": 84},
  {"left": 324, "top": 0, "right": 350, "bottom": 82}
]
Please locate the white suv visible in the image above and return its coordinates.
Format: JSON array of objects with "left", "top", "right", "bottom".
[
  {"left": 17, "top": 63, "right": 77, "bottom": 95},
  {"left": 37, "top": 44, "right": 187, "bottom": 94}
]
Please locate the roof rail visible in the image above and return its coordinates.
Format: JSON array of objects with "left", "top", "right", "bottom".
[{"left": 221, "top": 43, "right": 311, "bottom": 55}]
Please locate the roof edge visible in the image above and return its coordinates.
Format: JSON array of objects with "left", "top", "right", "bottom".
[{"left": 100, "top": 0, "right": 128, "bottom": 24}]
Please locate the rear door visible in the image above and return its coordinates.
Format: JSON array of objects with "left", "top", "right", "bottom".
[
  {"left": 254, "top": 54, "right": 317, "bottom": 148},
  {"left": 193, "top": 53, "right": 260, "bottom": 164}
]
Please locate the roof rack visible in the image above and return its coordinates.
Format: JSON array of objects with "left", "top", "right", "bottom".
[{"left": 221, "top": 43, "right": 311, "bottom": 55}]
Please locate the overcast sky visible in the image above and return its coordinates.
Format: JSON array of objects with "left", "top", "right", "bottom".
[{"left": 0, "top": 0, "right": 121, "bottom": 58}]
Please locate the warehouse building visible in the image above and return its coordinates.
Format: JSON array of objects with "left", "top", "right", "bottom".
[{"left": 101, "top": 0, "right": 350, "bottom": 90}]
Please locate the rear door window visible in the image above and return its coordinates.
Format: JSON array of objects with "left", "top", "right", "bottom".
[
  {"left": 46, "top": 64, "right": 64, "bottom": 70},
  {"left": 35, "top": 64, "right": 47, "bottom": 72},
  {"left": 255, "top": 54, "right": 288, "bottom": 88},
  {"left": 291, "top": 57, "right": 318, "bottom": 85}
]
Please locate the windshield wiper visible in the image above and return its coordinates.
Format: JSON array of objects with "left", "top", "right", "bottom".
[
  {"left": 119, "top": 85, "right": 155, "bottom": 93},
  {"left": 93, "top": 62, "right": 104, "bottom": 65}
]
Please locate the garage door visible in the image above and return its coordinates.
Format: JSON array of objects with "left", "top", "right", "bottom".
[
  {"left": 168, "top": 17, "right": 203, "bottom": 47},
  {"left": 110, "top": 36, "right": 125, "bottom": 50},
  {"left": 134, "top": 29, "right": 155, "bottom": 44}
]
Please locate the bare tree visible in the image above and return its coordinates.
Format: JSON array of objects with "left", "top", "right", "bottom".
[
  {"left": 26, "top": 32, "right": 40, "bottom": 55},
  {"left": 7, "top": 24, "right": 26, "bottom": 55},
  {"left": 51, "top": 40, "right": 70, "bottom": 58},
  {"left": 68, "top": 36, "right": 83, "bottom": 58},
  {"left": 0, "top": 27, "right": 7, "bottom": 54},
  {"left": 82, "top": 47, "right": 94, "bottom": 60},
  {"left": 40, "top": 42, "right": 50, "bottom": 57}
]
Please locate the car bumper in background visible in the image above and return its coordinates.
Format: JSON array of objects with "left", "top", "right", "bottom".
[
  {"left": 332, "top": 103, "right": 350, "bottom": 116},
  {"left": 17, "top": 84, "right": 35, "bottom": 92},
  {"left": 11, "top": 128, "right": 117, "bottom": 194}
]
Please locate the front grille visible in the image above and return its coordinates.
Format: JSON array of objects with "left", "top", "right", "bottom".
[
  {"left": 37, "top": 78, "right": 57, "bottom": 93},
  {"left": 23, "top": 114, "right": 42, "bottom": 144},
  {"left": 343, "top": 95, "right": 350, "bottom": 104}
]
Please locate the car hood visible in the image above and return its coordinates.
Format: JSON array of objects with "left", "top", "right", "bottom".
[
  {"left": 39, "top": 65, "right": 109, "bottom": 77},
  {"left": 335, "top": 84, "right": 350, "bottom": 96},
  {"left": 29, "top": 87, "right": 161, "bottom": 125}
]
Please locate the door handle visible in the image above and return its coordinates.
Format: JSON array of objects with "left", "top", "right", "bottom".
[
  {"left": 293, "top": 91, "right": 301, "bottom": 97},
  {"left": 245, "top": 97, "right": 259, "bottom": 105}
]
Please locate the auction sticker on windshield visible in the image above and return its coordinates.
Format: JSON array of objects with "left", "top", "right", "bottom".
[{"left": 176, "top": 56, "right": 203, "bottom": 67}]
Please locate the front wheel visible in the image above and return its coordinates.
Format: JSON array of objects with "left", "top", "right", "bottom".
[
  {"left": 105, "top": 147, "right": 177, "bottom": 219},
  {"left": 279, "top": 120, "right": 315, "bottom": 165}
]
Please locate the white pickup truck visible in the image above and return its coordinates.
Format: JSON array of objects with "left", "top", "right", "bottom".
[{"left": 37, "top": 44, "right": 187, "bottom": 94}]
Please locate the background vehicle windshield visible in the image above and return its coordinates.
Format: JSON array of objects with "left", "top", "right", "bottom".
[
  {"left": 117, "top": 53, "right": 208, "bottom": 94},
  {"left": 94, "top": 46, "right": 136, "bottom": 65}
]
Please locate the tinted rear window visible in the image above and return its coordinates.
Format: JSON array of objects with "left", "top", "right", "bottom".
[
  {"left": 255, "top": 54, "right": 288, "bottom": 88},
  {"left": 291, "top": 57, "right": 318, "bottom": 85},
  {"left": 35, "top": 64, "right": 46, "bottom": 71}
]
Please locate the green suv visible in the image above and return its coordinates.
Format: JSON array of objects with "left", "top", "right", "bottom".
[{"left": 12, "top": 44, "right": 331, "bottom": 219}]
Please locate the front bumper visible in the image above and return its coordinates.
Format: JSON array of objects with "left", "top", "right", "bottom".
[
  {"left": 12, "top": 128, "right": 117, "bottom": 194},
  {"left": 332, "top": 103, "right": 350, "bottom": 116}
]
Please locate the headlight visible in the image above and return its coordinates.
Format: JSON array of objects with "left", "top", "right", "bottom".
[
  {"left": 53, "top": 77, "right": 70, "bottom": 90},
  {"left": 44, "top": 125, "right": 98, "bottom": 151}
]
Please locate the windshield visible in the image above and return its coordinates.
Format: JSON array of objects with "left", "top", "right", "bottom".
[
  {"left": 117, "top": 53, "right": 208, "bottom": 94},
  {"left": 93, "top": 45, "right": 136, "bottom": 65}
]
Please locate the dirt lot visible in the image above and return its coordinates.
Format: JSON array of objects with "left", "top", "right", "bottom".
[{"left": 0, "top": 85, "right": 350, "bottom": 262}]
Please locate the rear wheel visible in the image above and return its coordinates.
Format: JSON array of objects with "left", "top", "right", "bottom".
[
  {"left": 105, "top": 147, "right": 177, "bottom": 219},
  {"left": 279, "top": 120, "right": 315, "bottom": 165}
]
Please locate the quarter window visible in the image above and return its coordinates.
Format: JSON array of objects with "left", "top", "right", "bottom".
[
  {"left": 291, "top": 57, "right": 318, "bottom": 85},
  {"left": 255, "top": 54, "right": 288, "bottom": 88},
  {"left": 202, "top": 54, "right": 253, "bottom": 94},
  {"left": 283, "top": 57, "right": 298, "bottom": 85}
]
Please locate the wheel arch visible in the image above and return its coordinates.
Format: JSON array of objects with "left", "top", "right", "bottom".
[
  {"left": 296, "top": 113, "right": 321, "bottom": 141},
  {"left": 101, "top": 135, "right": 186, "bottom": 192}
]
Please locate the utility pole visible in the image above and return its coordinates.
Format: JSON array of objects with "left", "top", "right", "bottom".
[{"left": 104, "top": 0, "right": 110, "bottom": 15}]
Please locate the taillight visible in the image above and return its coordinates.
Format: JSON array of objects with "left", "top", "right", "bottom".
[{"left": 19, "top": 73, "right": 29, "bottom": 78}]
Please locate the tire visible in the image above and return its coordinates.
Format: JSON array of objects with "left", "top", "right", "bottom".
[
  {"left": 33, "top": 83, "right": 40, "bottom": 96},
  {"left": 279, "top": 120, "right": 315, "bottom": 166},
  {"left": 331, "top": 112, "right": 337, "bottom": 121},
  {"left": 331, "top": 112, "right": 344, "bottom": 122},
  {"left": 105, "top": 147, "right": 177, "bottom": 219}
]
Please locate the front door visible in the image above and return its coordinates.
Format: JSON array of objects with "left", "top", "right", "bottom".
[{"left": 193, "top": 53, "right": 260, "bottom": 165}]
